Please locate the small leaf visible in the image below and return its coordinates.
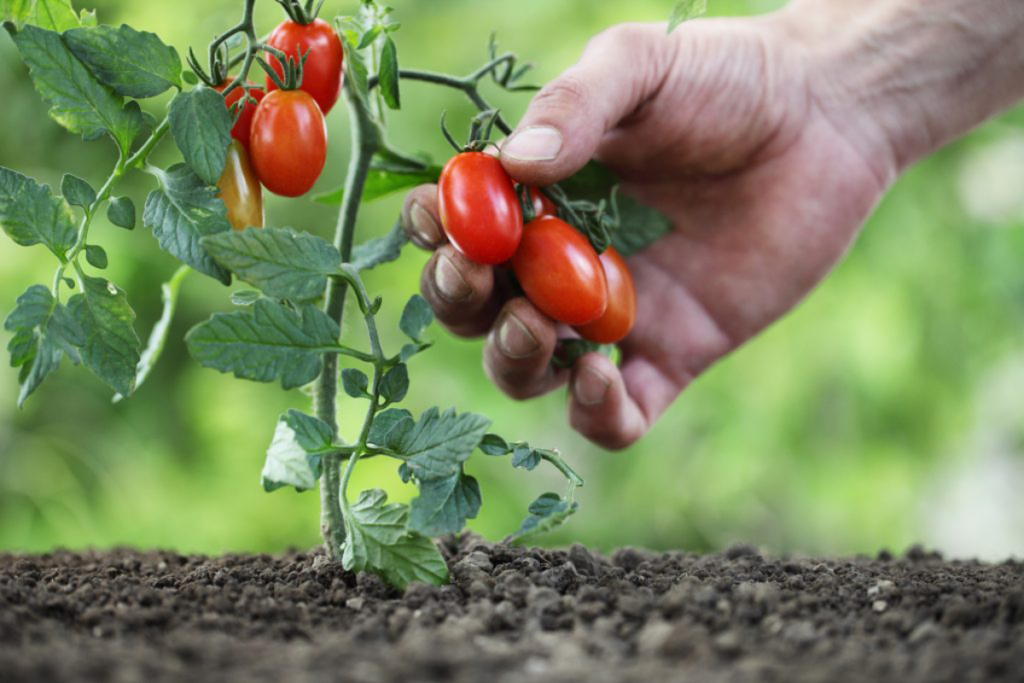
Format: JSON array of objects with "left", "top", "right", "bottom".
[
  {"left": 399, "top": 295, "right": 432, "bottom": 342},
  {"left": 356, "top": 25, "right": 381, "bottom": 49},
  {"left": 181, "top": 70, "right": 198, "bottom": 86},
  {"left": 0, "top": 166, "right": 77, "bottom": 259},
  {"left": 668, "top": 0, "right": 707, "bottom": 33},
  {"left": 261, "top": 417, "right": 319, "bottom": 492},
  {"left": 6, "top": 0, "right": 88, "bottom": 31},
  {"left": 64, "top": 24, "right": 182, "bottom": 98},
  {"left": 107, "top": 196, "right": 135, "bottom": 229},
  {"left": 143, "top": 164, "right": 231, "bottom": 283},
  {"left": 7, "top": 23, "right": 144, "bottom": 155},
  {"left": 350, "top": 222, "right": 409, "bottom": 270},
  {"left": 408, "top": 468, "right": 481, "bottom": 537},
  {"left": 84, "top": 244, "right": 107, "bottom": 269},
  {"left": 380, "top": 363, "right": 408, "bottom": 404},
  {"left": 393, "top": 407, "right": 491, "bottom": 481},
  {"left": 367, "top": 408, "right": 413, "bottom": 449},
  {"left": 508, "top": 493, "right": 578, "bottom": 545},
  {"left": 338, "top": 30, "right": 369, "bottom": 108},
  {"left": 341, "top": 367, "right": 370, "bottom": 399},
  {"left": 282, "top": 408, "right": 335, "bottom": 454},
  {"left": 61, "top": 173, "right": 95, "bottom": 208},
  {"left": 478, "top": 433, "right": 510, "bottom": 456},
  {"left": 185, "top": 298, "right": 339, "bottom": 389},
  {"left": 511, "top": 445, "right": 541, "bottom": 471},
  {"left": 342, "top": 489, "right": 449, "bottom": 590},
  {"left": 201, "top": 226, "right": 341, "bottom": 302},
  {"left": 399, "top": 341, "right": 431, "bottom": 362},
  {"left": 168, "top": 86, "right": 233, "bottom": 185},
  {"left": 67, "top": 274, "right": 141, "bottom": 396},
  {"left": 230, "top": 289, "right": 261, "bottom": 306},
  {"left": 378, "top": 35, "right": 400, "bottom": 110}
]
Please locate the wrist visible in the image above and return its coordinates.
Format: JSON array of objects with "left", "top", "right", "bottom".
[{"left": 777, "top": 0, "right": 1024, "bottom": 170}]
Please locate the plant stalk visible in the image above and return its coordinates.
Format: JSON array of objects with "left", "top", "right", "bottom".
[{"left": 315, "top": 84, "right": 382, "bottom": 561}]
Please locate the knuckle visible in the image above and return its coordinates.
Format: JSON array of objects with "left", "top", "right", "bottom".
[{"left": 531, "top": 74, "right": 592, "bottom": 113}]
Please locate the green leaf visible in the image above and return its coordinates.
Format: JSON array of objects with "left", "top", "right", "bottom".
[
  {"left": 378, "top": 35, "right": 400, "bottom": 110},
  {"left": 349, "top": 222, "right": 409, "bottom": 270},
  {"left": 230, "top": 289, "right": 261, "bottom": 306},
  {"left": 356, "top": 25, "right": 381, "bottom": 49},
  {"left": 394, "top": 408, "right": 491, "bottom": 480},
  {"left": 185, "top": 298, "right": 339, "bottom": 390},
  {"left": 106, "top": 196, "right": 135, "bottom": 229},
  {"left": 508, "top": 493, "right": 578, "bottom": 545},
  {"left": 64, "top": 24, "right": 181, "bottom": 98},
  {"left": 201, "top": 227, "right": 340, "bottom": 302},
  {"left": 342, "top": 489, "right": 449, "bottom": 590},
  {"left": 261, "top": 410, "right": 333, "bottom": 492},
  {"left": 399, "top": 294, "right": 432, "bottom": 342},
  {"left": 559, "top": 161, "right": 672, "bottom": 256},
  {"left": 67, "top": 274, "right": 140, "bottom": 397},
  {"left": 399, "top": 341, "right": 432, "bottom": 363},
  {"left": 4, "top": 0, "right": 91, "bottom": 32},
  {"left": 408, "top": 468, "right": 481, "bottom": 537},
  {"left": 84, "top": 243, "right": 107, "bottom": 269},
  {"left": 60, "top": 173, "right": 95, "bottom": 208},
  {"left": 380, "top": 363, "right": 408, "bottom": 404},
  {"left": 4, "top": 284, "right": 84, "bottom": 406},
  {"left": 367, "top": 408, "right": 413, "bottom": 449},
  {"left": 113, "top": 265, "right": 189, "bottom": 403},
  {"left": 512, "top": 445, "right": 541, "bottom": 471},
  {"left": 181, "top": 69, "right": 198, "bottom": 86},
  {"left": 168, "top": 86, "right": 233, "bottom": 185},
  {"left": 143, "top": 163, "right": 231, "bottom": 283},
  {"left": 668, "top": 0, "right": 707, "bottom": 33},
  {"left": 338, "top": 30, "right": 369, "bottom": 108},
  {"left": 341, "top": 367, "right": 370, "bottom": 399},
  {"left": 0, "top": 166, "right": 77, "bottom": 259},
  {"left": 478, "top": 433, "right": 510, "bottom": 456},
  {"left": 7, "top": 23, "right": 144, "bottom": 155},
  {"left": 315, "top": 165, "right": 442, "bottom": 206}
]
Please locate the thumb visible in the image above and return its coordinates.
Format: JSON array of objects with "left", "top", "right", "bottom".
[{"left": 499, "top": 23, "right": 669, "bottom": 187}]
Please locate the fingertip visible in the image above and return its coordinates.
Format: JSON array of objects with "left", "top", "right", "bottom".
[
  {"left": 483, "top": 298, "right": 564, "bottom": 400},
  {"left": 420, "top": 245, "right": 498, "bottom": 338},
  {"left": 568, "top": 353, "right": 649, "bottom": 450},
  {"left": 401, "top": 184, "right": 446, "bottom": 250}
]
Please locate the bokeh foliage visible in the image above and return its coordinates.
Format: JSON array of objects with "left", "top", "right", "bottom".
[{"left": 1, "top": 0, "right": 1022, "bottom": 559}]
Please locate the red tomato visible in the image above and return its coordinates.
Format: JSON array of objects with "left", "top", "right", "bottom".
[
  {"left": 511, "top": 217, "right": 608, "bottom": 326},
  {"left": 265, "top": 19, "right": 344, "bottom": 115},
  {"left": 528, "top": 187, "right": 558, "bottom": 218},
  {"left": 438, "top": 152, "right": 523, "bottom": 265},
  {"left": 216, "top": 80, "right": 265, "bottom": 151},
  {"left": 574, "top": 247, "right": 636, "bottom": 344},
  {"left": 217, "top": 141, "right": 264, "bottom": 231},
  {"left": 250, "top": 89, "right": 327, "bottom": 198}
]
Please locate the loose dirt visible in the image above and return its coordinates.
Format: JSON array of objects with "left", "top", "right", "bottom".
[{"left": 2, "top": 538, "right": 1022, "bottom": 682}]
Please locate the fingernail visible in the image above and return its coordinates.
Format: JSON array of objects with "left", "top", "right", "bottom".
[
  {"left": 501, "top": 126, "right": 563, "bottom": 162},
  {"left": 574, "top": 367, "right": 611, "bottom": 406},
  {"left": 434, "top": 254, "right": 472, "bottom": 302},
  {"left": 497, "top": 312, "right": 540, "bottom": 359},
  {"left": 409, "top": 202, "right": 443, "bottom": 247}
]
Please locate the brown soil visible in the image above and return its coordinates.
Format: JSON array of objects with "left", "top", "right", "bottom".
[{"left": 2, "top": 539, "right": 1022, "bottom": 682}]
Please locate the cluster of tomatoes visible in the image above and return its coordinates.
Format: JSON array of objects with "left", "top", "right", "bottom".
[
  {"left": 438, "top": 152, "right": 637, "bottom": 344},
  {"left": 217, "top": 16, "right": 343, "bottom": 230}
]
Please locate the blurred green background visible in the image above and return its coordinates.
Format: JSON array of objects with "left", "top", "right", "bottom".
[{"left": 2, "top": 0, "right": 1023, "bottom": 561}]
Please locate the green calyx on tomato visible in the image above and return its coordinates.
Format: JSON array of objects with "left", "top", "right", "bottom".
[
  {"left": 512, "top": 217, "right": 609, "bottom": 327},
  {"left": 438, "top": 152, "right": 523, "bottom": 265},
  {"left": 250, "top": 89, "right": 328, "bottom": 198},
  {"left": 215, "top": 80, "right": 265, "bottom": 151},
  {"left": 265, "top": 18, "right": 344, "bottom": 115}
]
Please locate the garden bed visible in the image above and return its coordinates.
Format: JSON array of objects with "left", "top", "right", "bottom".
[{"left": 2, "top": 538, "right": 1022, "bottom": 682}]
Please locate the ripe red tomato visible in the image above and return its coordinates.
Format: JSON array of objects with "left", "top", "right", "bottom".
[
  {"left": 528, "top": 187, "right": 558, "bottom": 218},
  {"left": 511, "top": 217, "right": 608, "bottom": 326},
  {"left": 217, "top": 141, "right": 264, "bottom": 231},
  {"left": 574, "top": 247, "right": 636, "bottom": 344},
  {"left": 216, "top": 80, "right": 265, "bottom": 151},
  {"left": 250, "top": 89, "right": 327, "bottom": 198},
  {"left": 265, "top": 19, "right": 344, "bottom": 115},
  {"left": 438, "top": 152, "right": 523, "bottom": 265}
]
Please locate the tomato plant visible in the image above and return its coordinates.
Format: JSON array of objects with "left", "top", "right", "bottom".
[
  {"left": 250, "top": 88, "right": 328, "bottom": 197},
  {"left": 216, "top": 79, "right": 265, "bottom": 150},
  {"left": 0, "top": 0, "right": 679, "bottom": 590},
  {"left": 438, "top": 152, "right": 523, "bottom": 265},
  {"left": 511, "top": 216, "right": 608, "bottom": 326},
  {"left": 217, "top": 141, "right": 265, "bottom": 231},
  {"left": 575, "top": 247, "right": 636, "bottom": 344},
  {"left": 265, "top": 15, "right": 344, "bottom": 114}
]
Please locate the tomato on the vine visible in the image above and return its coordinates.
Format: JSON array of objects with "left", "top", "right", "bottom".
[
  {"left": 250, "top": 89, "right": 327, "bottom": 198},
  {"left": 438, "top": 152, "right": 523, "bottom": 265},
  {"left": 217, "top": 141, "right": 264, "bottom": 231},
  {"left": 511, "top": 216, "right": 608, "bottom": 326},
  {"left": 528, "top": 187, "right": 558, "bottom": 218},
  {"left": 265, "top": 18, "right": 344, "bottom": 115},
  {"left": 574, "top": 247, "right": 636, "bottom": 344},
  {"left": 216, "top": 80, "right": 265, "bottom": 151}
]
